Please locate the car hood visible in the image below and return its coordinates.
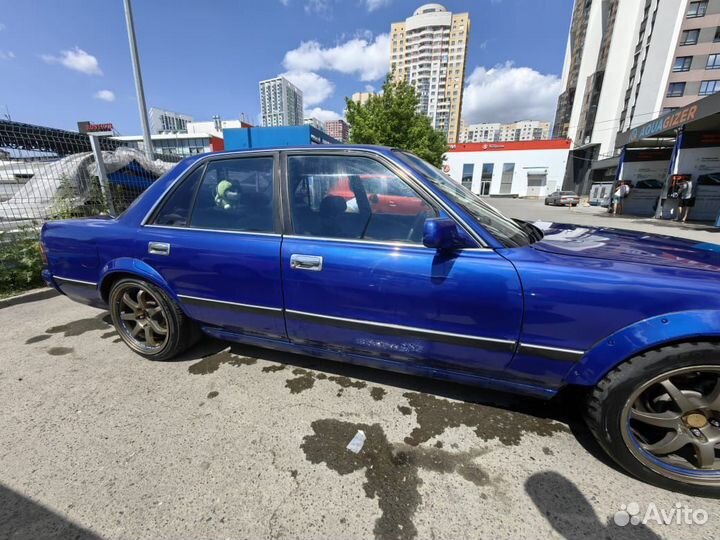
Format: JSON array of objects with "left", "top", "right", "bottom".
[{"left": 530, "top": 222, "right": 720, "bottom": 272}]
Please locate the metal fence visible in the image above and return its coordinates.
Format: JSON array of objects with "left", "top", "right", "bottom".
[{"left": 0, "top": 120, "right": 179, "bottom": 243}]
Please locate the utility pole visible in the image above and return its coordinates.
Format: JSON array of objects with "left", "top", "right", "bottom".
[{"left": 123, "top": 0, "right": 154, "bottom": 160}]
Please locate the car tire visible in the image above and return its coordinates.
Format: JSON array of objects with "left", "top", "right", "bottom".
[
  {"left": 544, "top": 200, "right": 549, "bottom": 206},
  {"left": 109, "top": 277, "right": 200, "bottom": 361},
  {"left": 585, "top": 342, "right": 720, "bottom": 497}
]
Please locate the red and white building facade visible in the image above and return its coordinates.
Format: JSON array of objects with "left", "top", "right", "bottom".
[{"left": 443, "top": 139, "right": 572, "bottom": 198}]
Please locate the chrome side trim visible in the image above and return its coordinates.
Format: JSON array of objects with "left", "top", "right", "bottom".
[
  {"left": 145, "top": 224, "right": 281, "bottom": 238},
  {"left": 519, "top": 343, "right": 585, "bottom": 355},
  {"left": 177, "top": 294, "right": 282, "bottom": 313},
  {"left": 285, "top": 309, "right": 516, "bottom": 345},
  {"left": 517, "top": 342, "right": 585, "bottom": 362},
  {"left": 282, "top": 234, "right": 494, "bottom": 251},
  {"left": 54, "top": 276, "right": 98, "bottom": 287}
]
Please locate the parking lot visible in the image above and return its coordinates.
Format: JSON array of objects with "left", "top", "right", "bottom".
[{"left": 2, "top": 200, "right": 719, "bottom": 540}]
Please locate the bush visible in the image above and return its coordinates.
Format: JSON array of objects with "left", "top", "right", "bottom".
[{"left": 0, "top": 237, "right": 44, "bottom": 297}]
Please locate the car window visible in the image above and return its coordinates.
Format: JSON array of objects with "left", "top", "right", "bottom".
[
  {"left": 152, "top": 165, "right": 205, "bottom": 226},
  {"left": 189, "top": 157, "right": 275, "bottom": 233},
  {"left": 288, "top": 155, "right": 436, "bottom": 243}
]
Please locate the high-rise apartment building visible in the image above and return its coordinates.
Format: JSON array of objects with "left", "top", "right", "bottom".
[
  {"left": 553, "top": 0, "right": 720, "bottom": 158},
  {"left": 259, "top": 76, "right": 304, "bottom": 127},
  {"left": 460, "top": 120, "right": 551, "bottom": 143},
  {"left": 350, "top": 92, "right": 376, "bottom": 105},
  {"left": 390, "top": 4, "right": 470, "bottom": 143},
  {"left": 663, "top": 0, "right": 720, "bottom": 111},
  {"left": 324, "top": 119, "right": 349, "bottom": 142}
]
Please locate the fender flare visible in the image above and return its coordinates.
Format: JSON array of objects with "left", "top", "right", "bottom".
[
  {"left": 565, "top": 310, "right": 720, "bottom": 386},
  {"left": 98, "top": 258, "right": 178, "bottom": 304}
]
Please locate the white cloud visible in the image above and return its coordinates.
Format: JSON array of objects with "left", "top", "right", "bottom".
[
  {"left": 462, "top": 62, "right": 561, "bottom": 124},
  {"left": 279, "top": 0, "right": 289, "bottom": 5},
  {"left": 304, "top": 0, "right": 331, "bottom": 15},
  {"left": 0, "top": 50, "right": 15, "bottom": 60},
  {"left": 41, "top": 47, "right": 102, "bottom": 75},
  {"left": 305, "top": 107, "right": 341, "bottom": 123},
  {"left": 281, "top": 70, "right": 334, "bottom": 106},
  {"left": 364, "top": 84, "right": 375, "bottom": 93},
  {"left": 364, "top": 0, "right": 391, "bottom": 11},
  {"left": 283, "top": 33, "right": 390, "bottom": 81},
  {"left": 93, "top": 89, "right": 116, "bottom": 102}
]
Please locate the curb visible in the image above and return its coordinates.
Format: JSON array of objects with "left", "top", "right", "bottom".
[{"left": 0, "top": 287, "right": 59, "bottom": 310}]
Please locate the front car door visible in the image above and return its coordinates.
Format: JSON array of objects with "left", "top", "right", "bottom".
[
  {"left": 280, "top": 150, "right": 523, "bottom": 377},
  {"left": 138, "top": 153, "right": 286, "bottom": 340}
]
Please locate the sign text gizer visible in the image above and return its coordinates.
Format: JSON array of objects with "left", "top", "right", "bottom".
[
  {"left": 629, "top": 105, "right": 698, "bottom": 143},
  {"left": 87, "top": 123, "right": 114, "bottom": 133}
]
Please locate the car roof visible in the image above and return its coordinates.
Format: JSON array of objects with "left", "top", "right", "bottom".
[{"left": 203, "top": 144, "right": 396, "bottom": 158}]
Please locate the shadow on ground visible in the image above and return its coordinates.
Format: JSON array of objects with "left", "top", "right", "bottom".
[{"left": 0, "top": 484, "right": 100, "bottom": 540}]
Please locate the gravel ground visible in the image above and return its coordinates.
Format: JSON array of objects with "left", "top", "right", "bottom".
[{"left": 1, "top": 200, "right": 719, "bottom": 540}]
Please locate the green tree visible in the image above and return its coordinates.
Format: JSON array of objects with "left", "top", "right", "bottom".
[{"left": 345, "top": 75, "right": 449, "bottom": 167}]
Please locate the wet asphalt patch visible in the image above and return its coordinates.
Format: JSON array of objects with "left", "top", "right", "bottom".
[
  {"left": 302, "top": 419, "right": 492, "bottom": 540},
  {"left": 187, "top": 350, "right": 257, "bottom": 375}
]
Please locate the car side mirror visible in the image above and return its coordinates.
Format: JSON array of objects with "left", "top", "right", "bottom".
[{"left": 422, "top": 218, "right": 467, "bottom": 251}]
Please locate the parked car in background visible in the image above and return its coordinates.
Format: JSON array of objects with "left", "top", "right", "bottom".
[
  {"left": 41, "top": 145, "right": 720, "bottom": 497},
  {"left": 545, "top": 190, "right": 580, "bottom": 206}
]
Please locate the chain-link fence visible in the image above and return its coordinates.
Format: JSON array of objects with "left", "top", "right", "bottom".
[{"left": 0, "top": 120, "right": 180, "bottom": 294}]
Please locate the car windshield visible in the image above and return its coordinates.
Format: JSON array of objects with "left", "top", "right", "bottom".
[{"left": 393, "top": 151, "right": 536, "bottom": 247}]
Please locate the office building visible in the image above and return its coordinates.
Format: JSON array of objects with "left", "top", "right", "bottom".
[
  {"left": 324, "top": 119, "right": 349, "bottom": 142},
  {"left": 460, "top": 121, "right": 551, "bottom": 143},
  {"left": 553, "top": 0, "right": 720, "bottom": 193},
  {"left": 259, "top": 76, "right": 304, "bottom": 127},
  {"left": 148, "top": 107, "right": 193, "bottom": 134},
  {"left": 113, "top": 133, "right": 224, "bottom": 157},
  {"left": 390, "top": 4, "right": 470, "bottom": 143}
]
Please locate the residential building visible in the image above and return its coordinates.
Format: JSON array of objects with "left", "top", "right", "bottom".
[
  {"left": 460, "top": 121, "right": 551, "bottom": 143},
  {"left": 259, "top": 76, "right": 304, "bottom": 127},
  {"left": 148, "top": 107, "right": 193, "bottom": 134},
  {"left": 444, "top": 140, "right": 571, "bottom": 198},
  {"left": 324, "top": 119, "right": 349, "bottom": 142},
  {"left": 390, "top": 4, "right": 470, "bottom": 143},
  {"left": 552, "top": 0, "right": 720, "bottom": 194},
  {"left": 662, "top": 0, "right": 720, "bottom": 111},
  {"left": 350, "top": 92, "right": 376, "bottom": 105},
  {"left": 303, "top": 117, "right": 326, "bottom": 131}
]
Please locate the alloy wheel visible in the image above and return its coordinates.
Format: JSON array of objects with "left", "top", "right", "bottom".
[
  {"left": 114, "top": 284, "right": 169, "bottom": 353},
  {"left": 621, "top": 366, "right": 720, "bottom": 485}
]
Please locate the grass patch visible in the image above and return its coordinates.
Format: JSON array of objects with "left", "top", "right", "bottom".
[{"left": 0, "top": 237, "right": 44, "bottom": 297}]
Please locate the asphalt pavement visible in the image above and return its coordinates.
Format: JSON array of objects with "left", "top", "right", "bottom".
[{"left": 1, "top": 200, "right": 719, "bottom": 540}]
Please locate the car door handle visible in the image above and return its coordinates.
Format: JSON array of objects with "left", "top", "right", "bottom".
[
  {"left": 148, "top": 242, "right": 170, "bottom": 256},
  {"left": 290, "top": 254, "right": 323, "bottom": 271}
]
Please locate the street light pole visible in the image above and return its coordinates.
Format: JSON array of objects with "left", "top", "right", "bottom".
[{"left": 123, "top": 0, "right": 154, "bottom": 161}]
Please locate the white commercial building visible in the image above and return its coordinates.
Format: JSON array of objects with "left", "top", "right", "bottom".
[
  {"left": 390, "top": 4, "right": 470, "bottom": 143},
  {"left": 460, "top": 121, "right": 551, "bottom": 143},
  {"left": 186, "top": 118, "right": 250, "bottom": 138},
  {"left": 148, "top": 107, "right": 194, "bottom": 134},
  {"left": 259, "top": 76, "right": 304, "bottom": 127},
  {"left": 444, "top": 140, "right": 571, "bottom": 198}
]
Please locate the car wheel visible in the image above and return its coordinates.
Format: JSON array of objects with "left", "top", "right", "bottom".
[
  {"left": 586, "top": 342, "right": 720, "bottom": 497},
  {"left": 109, "top": 277, "right": 199, "bottom": 361},
  {"left": 544, "top": 199, "right": 549, "bottom": 206}
]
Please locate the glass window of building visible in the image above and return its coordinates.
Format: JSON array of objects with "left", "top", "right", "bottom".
[
  {"left": 667, "top": 82, "right": 686, "bottom": 97},
  {"left": 461, "top": 164, "right": 474, "bottom": 190},
  {"left": 687, "top": 1, "right": 708, "bottom": 17},
  {"left": 699, "top": 80, "right": 720, "bottom": 96},
  {"left": 707, "top": 54, "right": 720, "bottom": 70},
  {"left": 681, "top": 29, "right": 700, "bottom": 45},
  {"left": 673, "top": 56, "right": 693, "bottom": 72}
]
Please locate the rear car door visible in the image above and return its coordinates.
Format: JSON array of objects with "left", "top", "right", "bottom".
[
  {"left": 138, "top": 153, "right": 286, "bottom": 340},
  {"left": 280, "top": 151, "right": 523, "bottom": 377}
]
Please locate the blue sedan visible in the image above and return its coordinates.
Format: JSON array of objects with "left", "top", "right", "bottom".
[{"left": 40, "top": 145, "right": 720, "bottom": 496}]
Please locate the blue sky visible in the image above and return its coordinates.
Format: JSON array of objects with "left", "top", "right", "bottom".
[{"left": 0, "top": 0, "right": 573, "bottom": 134}]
